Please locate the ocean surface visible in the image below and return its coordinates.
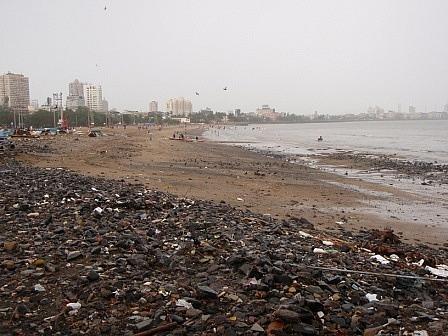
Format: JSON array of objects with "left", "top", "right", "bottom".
[
  {"left": 204, "top": 120, "right": 448, "bottom": 229},
  {"left": 204, "top": 120, "right": 448, "bottom": 164}
]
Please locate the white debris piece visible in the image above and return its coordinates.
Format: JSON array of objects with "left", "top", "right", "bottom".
[
  {"left": 370, "top": 255, "right": 390, "bottom": 265},
  {"left": 389, "top": 254, "right": 399, "bottom": 261},
  {"left": 236, "top": 197, "right": 244, "bottom": 201},
  {"left": 93, "top": 207, "right": 103, "bottom": 214},
  {"left": 412, "top": 259, "right": 425, "bottom": 267},
  {"left": 413, "top": 331, "right": 429, "bottom": 336},
  {"left": 425, "top": 265, "right": 448, "bottom": 278},
  {"left": 34, "top": 284, "right": 45, "bottom": 292},
  {"left": 322, "top": 240, "right": 334, "bottom": 246},
  {"left": 66, "top": 302, "right": 81, "bottom": 310},
  {"left": 366, "top": 293, "right": 379, "bottom": 302},
  {"left": 299, "top": 231, "right": 314, "bottom": 238},
  {"left": 313, "top": 248, "right": 327, "bottom": 254}
]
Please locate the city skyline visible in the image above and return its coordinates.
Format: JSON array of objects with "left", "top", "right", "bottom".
[{"left": 1, "top": 1, "right": 448, "bottom": 114}]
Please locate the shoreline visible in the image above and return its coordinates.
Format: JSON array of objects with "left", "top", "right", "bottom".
[{"left": 11, "top": 125, "right": 448, "bottom": 247}]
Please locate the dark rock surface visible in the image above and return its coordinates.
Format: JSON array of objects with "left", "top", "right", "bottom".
[{"left": 0, "top": 160, "right": 447, "bottom": 335}]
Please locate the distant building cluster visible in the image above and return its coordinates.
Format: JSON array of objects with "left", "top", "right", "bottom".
[
  {"left": 149, "top": 101, "right": 158, "bottom": 113},
  {"left": 66, "top": 79, "right": 108, "bottom": 112},
  {"left": 0, "top": 72, "right": 30, "bottom": 113},
  {"left": 362, "top": 105, "right": 447, "bottom": 121},
  {"left": 255, "top": 104, "right": 283, "bottom": 121},
  {"left": 166, "top": 97, "right": 192, "bottom": 116},
  {"left": 3, "top": 70, "right": 448, "bottom": 126}
]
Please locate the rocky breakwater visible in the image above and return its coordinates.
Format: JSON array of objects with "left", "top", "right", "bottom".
[
  {"left": 325, "top": 152, "right": 448, "bottom": 185},
  {"left": 0, "top": 160, "right": 447, "bottom": 335}
]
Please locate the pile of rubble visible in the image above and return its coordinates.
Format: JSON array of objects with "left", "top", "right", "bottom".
[{"left": 0, "top": 160, "right": 447, "bottom": 335}]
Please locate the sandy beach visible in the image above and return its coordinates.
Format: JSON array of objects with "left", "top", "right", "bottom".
[{"left": 15, "top": 125, "right": 448, "bottom": 246}]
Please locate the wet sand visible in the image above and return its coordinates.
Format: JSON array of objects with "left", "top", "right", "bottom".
[{"left": 16, "top": 125, "right": 448, "bottom": 247}]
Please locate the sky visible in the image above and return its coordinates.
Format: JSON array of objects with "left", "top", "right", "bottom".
[{"left": 1, "top": 0, "right": 447, "bottom": 114}]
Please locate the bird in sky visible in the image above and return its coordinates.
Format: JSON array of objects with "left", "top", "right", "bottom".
[
  {"left": 195, "top": 92, "right": 200, "bottom": 96},
  {"left": 104, "top": 5, "right": 107, "bottom": 11},
  {"left": 223, "top": 86, "right": 228, "bottom": 91}
]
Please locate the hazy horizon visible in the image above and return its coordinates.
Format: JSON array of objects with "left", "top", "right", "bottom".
[{"left": 1, "top": 0, "right": 447, "bottom": 114}]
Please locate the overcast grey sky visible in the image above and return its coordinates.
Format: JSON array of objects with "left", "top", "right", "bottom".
[{"left": 1, "top": 0, "right": 447, "bottom": 114}]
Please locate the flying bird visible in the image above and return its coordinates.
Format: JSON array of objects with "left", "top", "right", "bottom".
[
  {"left": 195, "top": 92, "right": 200, "bottom": 96},
  {"left": 104, "top": 5, "right": 107, "bottom": 10},
  {"left": 223, "top": 86, "right": 228, "bottom": 91}
]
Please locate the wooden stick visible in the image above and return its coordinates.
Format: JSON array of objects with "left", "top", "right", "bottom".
[{"left": 134, "top": 322, "right": 178, "bottom": 336}]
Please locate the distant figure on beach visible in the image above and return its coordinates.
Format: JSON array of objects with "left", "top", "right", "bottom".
[{"left": 317, "top": 136, "right": 323, "bottom": 142}]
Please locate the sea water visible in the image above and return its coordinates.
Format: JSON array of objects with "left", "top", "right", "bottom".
[
  {"left": 204, "top": 119, "right": 448, "bottom": 164},
  {"left": 204, "top": 120, "right": 448, "bottom": 229}
]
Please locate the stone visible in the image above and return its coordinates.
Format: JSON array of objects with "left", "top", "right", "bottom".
[
  {"left": 305, "top": 299, "right": 323, "bottom": 312},
  {"left": 250, "top": 323, "right": 264, "bottom": 332},
  {"left": 185, "top": 308, "right": 203, "bottom": 318},
  {"left": 87, "top": 270, "right": 100, "bottom": 281},
  {"left": 273, "top": 309, "right": 300, "bottom": 322},
  {"left": 135, "top": 319, "right": 153, "bottom": 331},
  {"left": 67, "top": 251, "right": 83, "bottom": 261},
  {"left": 197, "top": 285, "right": 218, "bottom": 299},
  {"left": 3, "top": 241, "right": 17, "bottom": 251}
]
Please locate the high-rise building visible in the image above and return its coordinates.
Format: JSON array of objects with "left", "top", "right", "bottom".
[
  {"left": 0, "top": 72, "right": 30, "bottom": 112},
  {"left": 66, "top": 95, "right": 85, "bottom": 110},
  {"left": 149, "top": 100, "right": 158, "bottom": 112},
  {"left": 166, "top": 97, "right": 192, "bottom": 116},
  {"left": 83, "top": 84, "right": 103, "bottom": 112},
  {"left": 102, "top": 99, "right": 109, "bottom": 113},
  {"left": 66, "top": 79, "right": 86, "bottom": 110},
  {"left": 30, "top": 99, "right": 39, "bottom": 111},
  {"left": 409, "top": 105, "right": 416, "bottom": 114},
  {"left": 69, "top": 79, "right": 84, "bottom": 97}
]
